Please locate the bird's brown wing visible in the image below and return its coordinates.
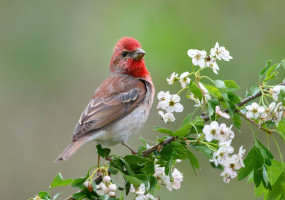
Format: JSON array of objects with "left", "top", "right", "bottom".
[{"left": 72, "top": 73, "right": 146, "bottom": 140}]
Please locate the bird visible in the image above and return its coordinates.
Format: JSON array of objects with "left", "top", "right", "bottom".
[{"left": 55, "top": 37, "right": 154, "bottom": 162}]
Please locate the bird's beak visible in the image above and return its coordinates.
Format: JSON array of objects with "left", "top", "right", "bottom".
[{"left": 133, "top": 49, "right": 146, "bottom": 61}]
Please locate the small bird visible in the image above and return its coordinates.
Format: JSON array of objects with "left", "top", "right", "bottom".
[{"left": 55, "top": 37, "right": 154, "bottom": 162}]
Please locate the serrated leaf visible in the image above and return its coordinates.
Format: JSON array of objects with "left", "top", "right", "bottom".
[
  {"left": 171, "top": 124, "right": 192, "bottom": 136},
  {"left": 153, "top": 126, "right": 173, "bottom": 134},
  {"left": 72, "top": 191, "right": 86, "bottom": 200},
  {"left": 260, "top": 60, "right": 272, "bottom": 80},
  {"left": 189, "top": 82, "right": 203, "bottom": 101},
  {"left": 180, "top": 113, "right": 193, "bottom": 128},
  {"left": 266, "top": 170, "right": 285, "bottom": 200},
  {"left": 50, "top": 173, "right": 73, "bottom": 189},
  {"left": 186, "top": 150, "right": 199, "bottom": 174},
  {"left": 276, "top": 118, "right": 285, "bottom": 142},
  {"left": 193, "top": 145, "right": 213, "bottom": 159},
  {"left": 207, "top": 99, "right": 219, "bottom": 120},
  {"left": 255, "top": 140, "right": 273, "bottom": 161},
  {"left": 224, "top": 80, "right": 240, "bottom": 92},
  {"left": 238, "top": 147, "right": 264, "bottom": 180},
  {"left": 38, "top": 191, "right": 51, "bottom": 200},
  {"left": 96, "top": 144, "right": 111, "bottom": 158},
  {"left": 233, "top": 113, "right": 241, "bottom": 130},
  {"left": 124, "top": 175, "right": 142, "bottom": 187},
  {"left": 204, "top": 84, "right": 222, "bottom": 98},
  {"left": 139, "top": 135, "right": 149, "bottom": 148}
]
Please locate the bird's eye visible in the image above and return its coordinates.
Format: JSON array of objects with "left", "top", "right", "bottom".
[{"left": 122, "top": 51, "right": 128, "bottom": 57}]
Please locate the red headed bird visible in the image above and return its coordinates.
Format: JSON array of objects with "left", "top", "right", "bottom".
[{"left": 56, "top": 37, "right": 154, "bottom": 162}]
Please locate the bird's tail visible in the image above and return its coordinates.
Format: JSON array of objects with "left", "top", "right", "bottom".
[{"left": 55, "top": 137, "right": 89, "bottom": 162}]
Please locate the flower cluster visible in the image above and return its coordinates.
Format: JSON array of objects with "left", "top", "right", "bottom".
[
  {"left": 154, "top": 165, "right": 183, "bottom": 191},
  {"left": 246, "top": 101, "right": 284, "bottom": 126},
  {"left": 157, "top": 91, "right": 184, "bottom": 123},
  {"left": 167, "top": 72, "right": 191, "bottom": 88},
  {"left": 203, "top": 121, "right": 246, "bottom": 183},
  {"left": 130, "top": 184, "right": 156, "bottom": 200},
  {"left": 187, "top": 42, "right": 232, "bottom": 74},
  {"left": 83, "top": 175, "right": 117, "bottom": 197}
]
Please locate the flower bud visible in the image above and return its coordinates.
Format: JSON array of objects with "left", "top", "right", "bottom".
[
  {"left": 108, "top": 191, "right": 116, "bottom": 197},
  {"left": 108, "top": 183, "right": 117, "bottom": 192},
  {"left": 83, "top": 180, "right": 94, "bottom": 192},
  {"left": 103, "top": 175, "right": 111, "bottom": 183}
]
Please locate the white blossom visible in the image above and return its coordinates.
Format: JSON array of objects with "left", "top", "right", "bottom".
[
  {"left": 157, "top": 93, "right": 183, "bottom": 113},
  {"left": 273, "top": 102, "right": 285, "bottom": 126},
  {"left": 109, "top": 191, "right": 116, "bottom": 197},
  {"left": 96, "top": 182, "right": 108, "bottom": 196},
  {"left": 259, "top": 102, "right": 276, "bottom": 124},
  {"left": 206, "top": 56, "right": 219, "bottom": 74},
  {"left": 158, "top": 111, "right": 175, "bottom": 123},
  {"left": 135, "top": 194, "right": 156, "bottom": 200},
  {"left": 217, "top": 123, "right": 234, "bottom": 144},
  {"left": 179, "top": 72, "right": 190, "bottom": 88},
  {"left": 103, "top": 176, "right": 111, "bottom": 183},
  {"left": 172, "top": 168, "right": 183, "bottom": 190},
  {"left": 167, "top": 72, "right": 179, "bottom": 85},
  {"left": 130, "top": 184, "right": 145, "bottom": 195},
  {"left": 210, "top": 145, "right": 234, "bottom": 166},
  {"left": 220, "top": 167, "right": 237, "bottom": 183},
  {"left": 210, "top": 42, "right": 233, "bottom": 61},
  {"left": 108, "top": 184, "right": 117, "bottom": 192},
  {"left": 271, "top": 85, "right": 281, "bottom": 101},
  {"left": 187, "top": 49, "right": 207, "bottom": 68},
  {"left": 215, "top": 106, "right": 230, "bottom": 119},
  {"left": 202, "top": 121, "right": 221, "bottom": 142},
  {"left": 245, "top": 102, "right": 265, "bottom": 119}
]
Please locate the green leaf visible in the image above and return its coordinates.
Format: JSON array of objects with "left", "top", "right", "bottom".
[
  {"left": 255, "top": 140, "right": 273, "bottom": 162},
  {"left": 124, "top": 175, "right": 142, "bottom": 187},
  {"left": 207, "top": 99, "right": 219, "bottom": 120},
  {"left": 189, "top": 82, "right": 203, "bottom": 101},
  {"left": 276, "top": 118, "right": 285, "bottom": 142},
  {"left": 278, "top": 86, "right": 285, "bottom": 105},
  {"left": 186, "top": 150, "right": 199, "bottom": 174},
  {"left": 238, "top": 147, "right": 264, "bottom": 180},
  {"left": 38, "top": 191, "right": 51, "bottom": 200},
  {"left": 149, "top": 176, "right": 157, "bottom": 194},
  {"left": 109, "top": 157, "right": 125, "bottom": 174},
  {"left": 153, "top": 126, "right": 173, "bottom": 134},
  {"left": 250, "top": 86, "right": 261, "bottom": 96},
  {"left": 223, "top": 80, "right": 240, "bottom": 92},
  {"left": 193, "top": 145, "right": 213, "bottom": 159},
  {"left": 50, "top": 173, "right": 73, "bottom": 189},
  {"left": 72, "top": 191, "right": 86, "bottom": 200},
  {"left": 226, "top": 92, "right": 240, "bottom": 117},
  {"left": 139, "top": 135, "right": 149, "bottom": 148},
  {"left": 171, "top": 124, "right": 192, "bottom": 137},
  {"left": 124, "top": 155, "right": 154, "bottom": 176},
  {"left": 180, "top": 113, "right": 193, "bottom": 128},
  {"left": 233, "top": 113, "right": 241, "bottom": 130},
  {"left": 259, "top": 60, "right": 272, "bottom": 80},
  {"left": 204, "top": 84, "right": 222, "bottom": 98},
  {"left": 264, "top": 71, "right": 279, "bottom": 82},
  {"left": 282, "top": 59, "right": 285, "bottom": 69},
  {"left": 96, "top": 144, "right": 111, "bottom": 158},
  {"left": 71, "top": 177, "right": 87, "bottom": 189},
  {"left": 214, "top": 80, "right": 226, "bottom": 89},
  {"left": 264, "top": 63, "right": 280, "bottom": 82},
  {"left": 266, "top": 170, "right": 285, "bottom": 200}
]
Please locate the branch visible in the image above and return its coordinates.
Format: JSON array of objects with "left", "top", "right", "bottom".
[
  {"left": 141, "top": 136, "right": 176, "bottom": 157},
  {"left": 236, "top": 110, "right": 272, "bottom": 134}
]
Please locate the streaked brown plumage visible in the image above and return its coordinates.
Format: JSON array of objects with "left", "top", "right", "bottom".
[{"left": 55, "top": 37, "right": 154, "bottom": 162}]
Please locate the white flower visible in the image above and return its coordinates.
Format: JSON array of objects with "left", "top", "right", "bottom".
[
  {"left": 96, "top": 182, "right": 107, "bottom": 196},
  {"left": 220, "top": 167, "right": 237, "bottom": 183},
  {"left": 273, "top": 102, "right": 285, "bottom": 126},
  {"left": 210, "top": 145, "right": 234, "bottom": 166},
  {"left": 172, "top": 168, "right": 183, "bottom": 190},
  {"left": 158, "top": 111, "right": 175, "bottom": 123},
  {"left": 271, "top": 86, "right": 281, "bottom": 101},
  {"left": 238, "top": 146, "right": 246, "bottom": 167},
  {"left": 136, "top": 194, "right": 156, "bottom": 200},
  {"left": 130, "top": 184, "right": 146, "bottom": 195},
  {"left": 154, "top": 166, "right": 172, "bottom": 190},
  {"left": 103, "top": 176, "right": 111, "bottom": 183},
  {"left": 179, "top": 72, "right": 190, "bottom": 88},
  {"left": 223, "top": 154, "right": 244, "bottom": 171},
  {"left": 199, "top": 83, "right": 211, "bottom": 101},
  {"left": 108, "top": 184, "right": 117, "bottom": 192},
  {"left": 217, "top": 123, "right": 234, "bottom": 144},
  {"left": 215, "top": 106, "right": 230, "bottom": 119},
  {"left": 245, "top": 102, "right": 265, "bottom": 119},
  {"left": 187, "top": 49, "right": 207, "bottom": 68},
  {"left": 167, "top": 72, "right": 179, "bottom": 85},
  {"left": 259, "top": 102, "right": 276, "bottom": 124},
  {"left": 157, "top": 91, "right": 171, "bottom": 110},
  {"left": 157, "top": 92, "right": 183, "bottom": 113},
  {"left": 109, "top": 191, "right": 116, "bottom": 197},
  {"left": 210, "top": 42, "right": 233, "bottom": 61},
  {"left": 206, "top": 56, "right": 219, "bottom": 74},
  {"left": 202, "top": 121, "right": 221, "bottom": 142}
]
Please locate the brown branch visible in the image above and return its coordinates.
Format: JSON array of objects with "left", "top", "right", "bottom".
[
  {"left": 141, "top": 136, "right": 176, "bottom": 157},
  {"left": 236, "top": 110, "right": 272, "bottom": 134}
]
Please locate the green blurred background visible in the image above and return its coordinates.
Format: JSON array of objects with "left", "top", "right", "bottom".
[{"left": 1, "top": 0, "right": 285, "bottom": 199}]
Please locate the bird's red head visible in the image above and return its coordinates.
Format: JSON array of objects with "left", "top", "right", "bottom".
[{"left": 110, "top": 37, "right": 150, "bottom": 78}]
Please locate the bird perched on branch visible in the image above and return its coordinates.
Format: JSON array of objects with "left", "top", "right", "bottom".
[{"left": 55, "top": 37, "right": 154, "bottom": 162}]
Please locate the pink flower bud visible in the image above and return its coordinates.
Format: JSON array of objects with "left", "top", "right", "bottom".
[{"left": 103, "top": 175, "right": 111, "bottom": 183}]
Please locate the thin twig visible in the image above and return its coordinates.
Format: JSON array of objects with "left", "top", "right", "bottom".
[{"left": 236, "top": 110, "right": 272, "bottom": 134}]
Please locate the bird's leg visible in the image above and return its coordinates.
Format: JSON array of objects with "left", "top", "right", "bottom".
[{"left": 121, "top": 142, "right": 137, "bottom": 155}]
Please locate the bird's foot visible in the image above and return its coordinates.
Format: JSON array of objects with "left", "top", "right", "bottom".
[{"left": 121, "top": 142, "right": 137, "bottom": 155}]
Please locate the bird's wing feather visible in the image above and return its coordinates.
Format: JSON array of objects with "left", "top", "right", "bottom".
[{"left": 72, "top": 74, "right": 146, "bottom": 140}]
